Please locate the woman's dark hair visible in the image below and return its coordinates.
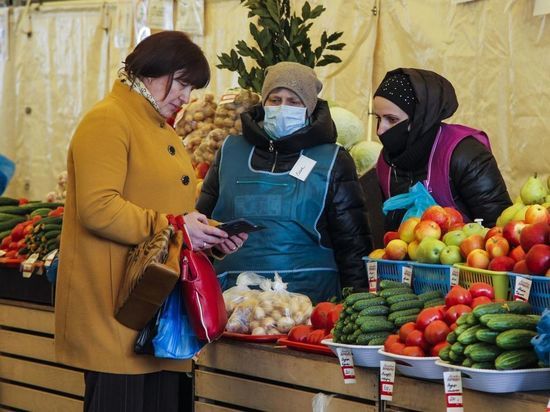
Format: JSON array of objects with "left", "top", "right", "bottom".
[{"left": 123, "top": 31, "right": 210, "bottom": 98}]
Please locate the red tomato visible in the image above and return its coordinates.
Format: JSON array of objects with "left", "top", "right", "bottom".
[
  {"left": 287, "top": 325, "right": 313, "bottom": 343},
  {"left": 405, "top": 329, "right": 428, "bottom": 350},
  {"left": 310, "top": 302, "right": 336, "bottom": 330},
  {"left": 399, "top": 322, "right": 417, "bottom": 343},
  {"left": 424, "top": 320, "right": 450, "bottom": 345},
  {"left": 445, "top": 285, "right": 472, "bottom": 307},
  {"left": 415, "top": 307, "right": 444, "bottom": 331},
  {"left": 444, "top": 304, "right": 472, "bottom": 325},
  {"left": 306, "top": 329, "right": 328, "bottom": 345},
  {"left": 18, "top": 198, "right": 29, "bottom": 205},
  {"left": 471, "top": 296, "right": 492, "bottom": 308},
  {"left": 388, "top": 341, "right": 406, "bottom": 355},
  {"left": 449, "top": 323, "right": 458, "bottom": 331},
  {"left": 5, "top": 250, "right": 17, "bottom": 258},
  {"left": 327, "top": 303, "right": 344, "bottom": 332},
  {"left": 384, "top": 334, "right": 401, "bottom": 352},
  {"left": 430, "top": 341, "right": 450, "bottom": 357},
  {"left": 403, "top": 346, "right": 425, "bottom": 357},
  {"left": 469, "top": 282, "right": 495, "bottom": 300}
]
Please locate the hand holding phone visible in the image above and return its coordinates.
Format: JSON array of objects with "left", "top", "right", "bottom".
[{"left": 217, "top": 218, "right": 265, "bottom": 237}]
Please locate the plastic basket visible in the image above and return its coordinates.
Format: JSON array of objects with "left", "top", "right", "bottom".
[
  {"left": 322, "top": 339, "right": 384, "bottom": 368},
  {"left": 508, "top": 272, "right": 550, "bottom": 314},
  {"left": 362, "top": 257, "right": 412, "bottom": 284},
  {"left": 410, "top": 262, "right": 453, "bottom": 295},
  {"left": 454, "top": 264, "right": 509, "bottom": 300},
  {"left": 378, "top": 350, "right": 444, "bottom": 380}
]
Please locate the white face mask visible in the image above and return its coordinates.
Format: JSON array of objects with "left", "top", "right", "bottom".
[{"left": 263, "top": 105, "right": 307, "bottom": 139}]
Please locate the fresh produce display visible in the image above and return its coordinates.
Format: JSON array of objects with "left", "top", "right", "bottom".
[{"left": 286, "top": 302, "right": 341, "bottom": 345}]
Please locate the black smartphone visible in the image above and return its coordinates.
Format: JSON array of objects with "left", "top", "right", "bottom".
[{"left": 217, "top": 218, "right": 266, "bottom": 237}]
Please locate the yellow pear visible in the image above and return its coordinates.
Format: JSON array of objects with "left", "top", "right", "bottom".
[
  {"left": 512, "top": 205, "right": 530, "bottom": 221},
  {"left": 520, "top": 173, "right": 547, "bottom": 205},
  {"left": 496, "top": 202, "right": 525, "bottom": 227}
]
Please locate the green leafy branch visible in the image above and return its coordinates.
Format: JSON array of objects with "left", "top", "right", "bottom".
[{"left": 217, "top": 0, "right": 345, "bottom": 93}]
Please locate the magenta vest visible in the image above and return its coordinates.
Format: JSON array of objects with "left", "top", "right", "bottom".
[{"left": 376, "top": 123, "right": 491, "bottom": 218}]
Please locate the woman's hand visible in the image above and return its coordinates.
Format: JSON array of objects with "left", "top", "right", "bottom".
[
  {"left": 213, "top": 233, "right": 249, "bottom": 255},
  {"left": 183, "top": 211, "right": 227, "bottom": 251}
]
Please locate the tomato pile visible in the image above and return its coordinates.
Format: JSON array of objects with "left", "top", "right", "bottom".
[{"left": 287, "top": 302, "right": 342, "bottom": 345}]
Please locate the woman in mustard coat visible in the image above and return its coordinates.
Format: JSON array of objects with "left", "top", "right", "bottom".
[{"left": 55, "top": 31, "right": 245, "bottom": 411}]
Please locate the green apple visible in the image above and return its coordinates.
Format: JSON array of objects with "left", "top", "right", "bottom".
[
  {"left": 462, "top": 222, "right": 484, "bottom": 237},
  {"left": 442, "top": 230, "right": 466, "bottom": 247},
  {"left": 415, "top": 237, "right": 447, "bottom": 264},
  {"left": 440, "top": 245, "right": 463, "bottom": 265}
]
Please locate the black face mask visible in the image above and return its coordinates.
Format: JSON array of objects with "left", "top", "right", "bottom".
[{"left": 379, "top": 119, "right": 410, "bottom": 157}]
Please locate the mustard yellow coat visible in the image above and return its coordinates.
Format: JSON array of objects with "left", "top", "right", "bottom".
[{"left": 55, "top": 80, "right": 195, "bottom": 374}]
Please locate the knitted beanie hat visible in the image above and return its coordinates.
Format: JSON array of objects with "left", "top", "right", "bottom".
[
  {"left": 261, "top": 62, "right": 323, "bottom": 116},
  {"left": 374, "top": 72, "right": 416, "bottom": 118}
]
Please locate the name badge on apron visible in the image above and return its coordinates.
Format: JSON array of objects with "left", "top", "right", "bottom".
[{"left": 289, "top": 155, "right": 316, "bottom": 181}]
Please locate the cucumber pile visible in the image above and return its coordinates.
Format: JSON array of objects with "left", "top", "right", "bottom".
[
  {"left": 381, "top": 280, "right": 426, "bottom": 328},
  {"left": 439, "top": 301, "right": 542, "bottom": 370}
]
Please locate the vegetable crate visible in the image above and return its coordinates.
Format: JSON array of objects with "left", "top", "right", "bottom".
[
  {"left": 410, "top": 262, "right": 453, "bottom": 295},
  {"left": 508, "top": 272, "right": 550, "bottom": 315},
  {"left": 453, "top": 264, "right": 508, "bottom": 300},
  {"left": 362, "top": 257, "right": 412, "bottom": 284}
]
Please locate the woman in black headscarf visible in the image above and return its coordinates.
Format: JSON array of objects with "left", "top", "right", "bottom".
[{"left": 372, "top": 68, "right": 511, "bottom": 231}]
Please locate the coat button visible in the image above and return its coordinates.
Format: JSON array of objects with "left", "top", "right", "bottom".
[
  {"left": 168, "top": 145, "right": 176, "bottom": 155},
  {"left": 181, "top": 175, "right": 190, "bottom": 185}
]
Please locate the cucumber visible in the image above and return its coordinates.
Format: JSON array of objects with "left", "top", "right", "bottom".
[
  {"left": 388, "top": 308, "right": 421, "bottom": 322},
  {"left": 0, "top": 212, "right": 21, "bottom": 220},
  {"left": 350, "top": 313, "right": 359, "bottom": 323},
  {"left": 369, "top": 336, "right": 388, "bottom": 346},
  {"left": 36, "top": 216, "right": 63, "bottom": 226},
  {"left": 353, "top": 297, "right": 386, "bottom": 311},
  {"left": 45, "top": 238, "right": 60, "bottom": 250},
  {"left": 468, "top": 343, "right": 502, "bottom": 363},
  {"left": 482, "top": 314, "right": 539, "bottom": 331},
  {"left": 380, "top": 280, "right": 409, "bottom": 289},
  {"left": 418, "top": 290, "right": 443, "bottom": 302},
  {"left": 439, "top": 345, "right": 451, "bottom": 361},
  {"left": 473, "top": 301, "right": 532, "bottom": 318},
  {"left": 380, "top": 287, "right": 413, "bottom": 297},
  {"left": 423, "top": 298, "right": 446, "bottom": 308},
  {"left": 342, "top": 323, "right": 355, "bottom": 335},
  {"left": 0, "top": 196, "right": 19, "bottom": 206},
  {"left": 18, "top": 202, "right": 63, "bottom": 210},
  {"left": 0, "top": 217, "right": 26, "bottom": 231},
  {"left": 390, "top": 299, "right": 424, "bottom": 312},
  {"left": 30, "top": 208, "right": 53, "bottom": 217},
  {"left": 454, "top": 324, "right": 472, "bottom": 336},
  {"left": 449, "top": 350, "right": 465, "bottom": 363},
  {"left": 465, "top": 313, "right": 478, "bottom": 325},
  {"left": 0, "top": 229, "right": 11, "bottom": 239},
  {"left": 446, "top": 331, "right": 457, "bottom": 344},
  {"left": 451, "top": 342, "right": 466, "bottom": 355},
  {"left": 475, "top": 328, "right": 499, "bottom": 344},
  {"left": 456, "top": 313, "right": 470, "bottom": 326},
  {"left": 457, "top": 325, "right": 483, "bottom": 345},
  {"left": 42, "top": 230, "right": 61, "bottom": 241},
  {"left": 0, "top": 205, "right": 28, "bottom": 215},
  {"left": 358, "top": 305, "right": 390, "bottom": 317},
  {"left": 495, "top": 329, "right": 538, "bottom": 350},
  {"left": 471, "top": 362, "right": 495, "bottom": 369},
  {"left": 495, "top": 349, "right": 539, "bottom": 370},
  {"left": 344, "top": 292, "right": 378, "bottom": 306},
  {"left": 462, "top": 358, "right": 474, "bottom": 367},
  {"left": 345, "top": 306, "right": 355, "bottom": 315},
  {"left": 386, "top": 293, "right": 419, "bottom": 305},
  {"left": 394, "top": 314, "right": 419, "bottom": 327},
  {"left": 359, "top": 320, "right": 395, "bottom": 333},
  {"left": 355, "top": 315, "right": 387, "bottom": 325},
  {"left": 349, "top": 329, "right": 363, "bottom": 343},
  {"left": 356, "top": 331, "right": 391, "bottom": 345}
]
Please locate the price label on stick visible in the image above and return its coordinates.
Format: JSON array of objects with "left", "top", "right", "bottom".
[
  {"left": 367, "top": 261, "right": 378, "bottom": 293},
  {"left": 379, "top": 360, "right": 396, "bottom": 401},
  {"left": 444, "top": 371, "right": 464, "bottom": 412},
  {"left": 513, "top": 276, "right": 532, "bottom": 302},
  {"left": 402, "top": 266, "right": 412, "bottom": 285},
  {"left": 450, "top": 267, "right": 459, "bottom": 287},
  {"left": 336, "top": 348, "right": 356, "bottom": 384}
]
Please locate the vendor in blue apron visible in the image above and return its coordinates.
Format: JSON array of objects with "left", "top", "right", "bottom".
[{"left": 197, "top": 62, "right": 372, "bottom": 303}]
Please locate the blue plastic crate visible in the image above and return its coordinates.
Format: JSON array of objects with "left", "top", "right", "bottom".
[
  {"left": 362, "top": 257, "right": 413, "bottom": 284},
  {"left": 508, "top": 272, "right": 550, "bottom": 315},
  {"left": 410, "top": 262, "right": 453, "bottom": 295}
]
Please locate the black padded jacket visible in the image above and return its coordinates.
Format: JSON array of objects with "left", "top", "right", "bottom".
[{"left": 196, "top": 100, "right": 373, "bottom": 290}]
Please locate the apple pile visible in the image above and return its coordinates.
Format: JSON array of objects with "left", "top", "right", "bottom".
[
  {"left": 382, "top": 283, "right": 496, "bottom": 357},
  {"left": 286, "top": 302, "right": 341, "bottom": 345}
]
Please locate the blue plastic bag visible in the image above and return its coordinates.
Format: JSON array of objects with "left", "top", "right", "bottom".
[
  {"left": 152, "top": 287, "right": 204, "bottom": 359},
  {"left": 532, "top": 309, "right": 550, "bottom": 366},
  {"left": 0, "top": 154, "right": 15, "bottom": 195},
  {"left": 382, "top": 181, "right": 437, "bottom": 223}
]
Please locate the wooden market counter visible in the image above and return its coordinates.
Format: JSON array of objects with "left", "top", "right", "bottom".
[{"left": 0, "top": 298, "right": 549, "bottom": 411}]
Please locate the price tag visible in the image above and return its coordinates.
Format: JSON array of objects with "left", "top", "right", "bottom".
[
  {"left": 450, "top": 267, "right": 460, "bottom": 287},
  {"left": 336, "top": 348, "right": 356, "bottom": 384},
  {"left": 379, "top": 360, "right": 396, "bottom": 401},
  {"left": 444, "top": 371, "right": 464, "bottom": 412},
  {"left": 367, "top": 261, "right": 378, "bottom": 293},
  {"left": 44, "top": 249, "right": 58, "bottom": 268},
  {"left": 546, "top": 398, "right": 550, "bottom": 412},
  {"left": 401, "top": 266, "right": 412, "bottom": 285},
  {"left": 22, "top": 253, "right": 40, "bottom": 278},
  {"left": 0, "top": 250, "right": 6, "bottom": 257},
  {"left": 513, "top": 276, "right": 532, "bottom": 302},
  {"left": 289, "top": 155, "right": 316, "bottom": 181}
]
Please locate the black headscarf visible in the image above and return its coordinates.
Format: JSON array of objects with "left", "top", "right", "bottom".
[{"left": 375, "top": 68, "right": 459, "bottom": 170}]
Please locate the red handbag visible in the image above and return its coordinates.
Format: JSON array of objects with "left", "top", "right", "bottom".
[{"left": 168, "top": 215, "right": 227, "bottom": 343}]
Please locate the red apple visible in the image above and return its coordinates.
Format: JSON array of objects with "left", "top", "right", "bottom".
[
  {"left": 503, "top": 220, "right": 527, "bottom": 247},
  {"left": 467, "top": 249, "right": 490, "bottom": 269},
  {"left": 385, "top": 239, "right": 409, "bottom": 260},
  {"left": 488, "top": 256, "right": 516, "bottom": 271},
  {"left": 422, "top": 205, "right": 450, "bottom": 233},
  {"left": 383, "top": 231, "right": 400, "bottom": 247},
  {"left": 444, "top": 207, "right": 464, "bottom": 228},
  {"left": 525, "top": 204, "right": 550, "bottom": 225},
  {"left": 520, "top": 222, "right": 550, "bottom": 252},
  {"left": 509, "top": 245, "right": 526, "bottom": 262},
  {"left": 460, "top": 234, "right": 485, "bottom": 258},
  {"left": 414, "top": 220, "right": 442, "bottom": 241},
  {"left": 398, "top": 217, "right": 421, "bottom": 243},
  {"left": 471, "top": 296, "right": 492, "bottom": 308},
  {"left": 448, "top": 222, "right": 465, "bottom": 231},
  {"left": 512, "top": 259, "right": 530, "bottom": 274},
  {"left": 485, "top": 235, "right": 510, "bottom": 259},
  {"left": 484, "top": 226, "right": 503, "bottom": 242},
  {"left": 525, "top": 244, "right": 550, "bottom": 275}
]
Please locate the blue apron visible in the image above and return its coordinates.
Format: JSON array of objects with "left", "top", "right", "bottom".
[{"left": 212, "top": 135, "right": 341, "bottom": 303}]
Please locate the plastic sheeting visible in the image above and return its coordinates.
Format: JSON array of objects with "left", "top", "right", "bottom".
[{"left": 0, "top": 0, "right": 549, "bottom": 199}]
